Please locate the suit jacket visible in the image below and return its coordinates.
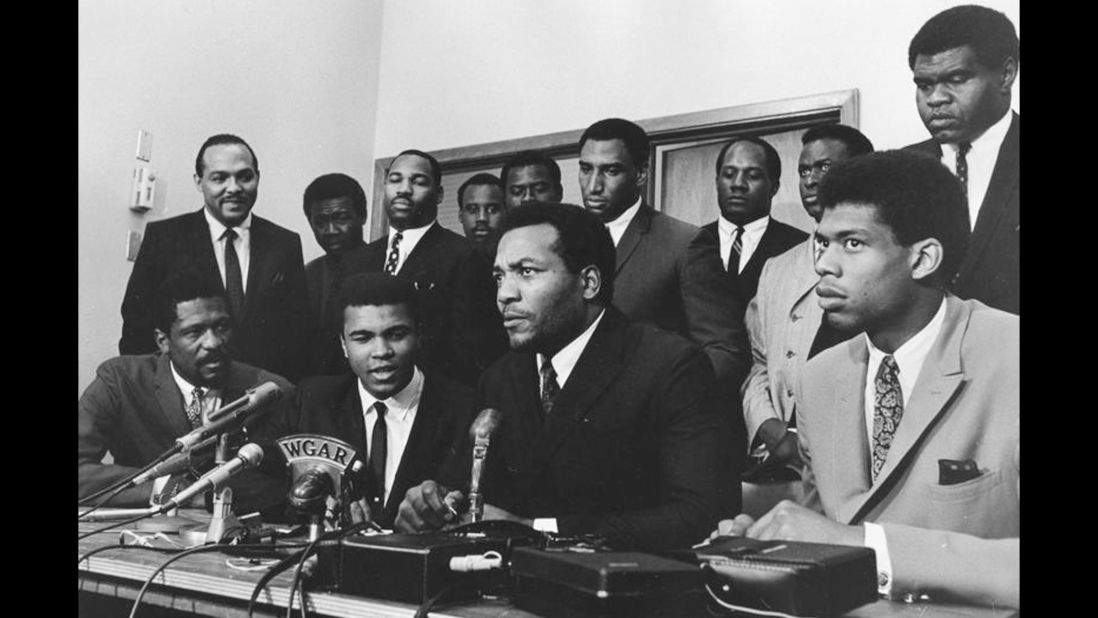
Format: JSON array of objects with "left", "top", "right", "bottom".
[
  {"left": 253, "top": 370, "right": 474, "bottom": 528},
  {"left": 741, "top": 238, "right": 820, "bottom": 445},
  {"left": 796, "top": 296, "right": 1019, "bottom": 607},
  {"left": 613, "top": 205, "right": 749, "bottom": 387},
  {"left": 442, "top": 308, "right": 743, "bottom": 551},
  {"left": 702, "top": 217, "right": 807, "bottom": 312},
  {"left": 119, "top": 209, "right": 310, "bottom": 382},
  {"left": 905, "top": 113, "right": 1019, "bottom": 314},
  {"left": 78, "top": 353, "right": 294, "bottom": 509},
  {"left": 342, "top": 223, "right": 486, "bottom": 385},
  {"left": 304, "top": 249, "right": 363, "bottom": 376}
]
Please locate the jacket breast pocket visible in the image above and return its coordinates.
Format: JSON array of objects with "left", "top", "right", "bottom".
[{"left": 923, "top": 469, "right": 1016, "bottom": 537}]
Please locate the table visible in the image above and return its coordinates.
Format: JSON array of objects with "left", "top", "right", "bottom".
[{"left": 78, "top": 511, "right": 1016, "bottom": 618}]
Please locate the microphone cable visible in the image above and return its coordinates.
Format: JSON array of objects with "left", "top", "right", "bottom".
[
  {"left": 78, "top": 511, "right": 156, "bottom": 542},
  {"left": 78, "top": 449, "right": 178, "bottom": 507},
  {"left": 78, "top": 483, "right": 133, "bottom": 521}
]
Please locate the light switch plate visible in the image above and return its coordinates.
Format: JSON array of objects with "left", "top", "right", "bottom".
[
  {"left": 136, "top": 130, "right": 153, "bottom": 162},
  {"left": 126, "top": 230, "right": 143, "bottom": 261}
]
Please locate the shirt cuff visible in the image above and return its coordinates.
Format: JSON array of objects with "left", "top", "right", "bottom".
[
  {"left": 533, "top": 518, "right": 558, "bottom": 533},
  {"left": 863, "top": 522, "right": 893, "bottom": 597}
]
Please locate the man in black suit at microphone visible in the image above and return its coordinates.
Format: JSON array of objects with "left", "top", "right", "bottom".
[
  {"left": 252, "top": 273, "right": 475, "bottom": 528},
  {"left": 79, "top": 273, "right": 293, "bottom": 509},
  {"left": 396, "top": 203, "right": 742, "bottom": 551}
]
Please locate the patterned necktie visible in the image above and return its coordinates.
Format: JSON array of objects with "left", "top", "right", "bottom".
[
  {"left": 727, "top": 225, "right": 744, "bottom": 274},
  {"left": 540, "top": 358, "right": 560, "bottom": 417},
  {"left": 185, "top": 387, "right": 206, "bottom": 429},
  {"left": 384, "top": 231, "right": 403, "bottom": 275},
  {"left": 222, "top": 228, "right": 245, "bottom": 319},
  {"left": 368, "top": 402, "right": 388, "bottom": 509},
  {"left": 956, "top": 142, "right": 973, "bottom": 230},
  {"left": 871, "top": 355, "right": 903, "bottom": 481}
]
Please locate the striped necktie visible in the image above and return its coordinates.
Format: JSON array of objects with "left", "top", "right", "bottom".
[{"left": 727, "top": 225, "right": 744, "bottom": 274}]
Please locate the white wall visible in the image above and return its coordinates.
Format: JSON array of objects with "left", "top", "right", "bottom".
[
  {"left": 78, "top": 0, "right": 384, "bottom": 391},
  {"left": 373, "top": 0, "right": 1019, "bottom": 156}
]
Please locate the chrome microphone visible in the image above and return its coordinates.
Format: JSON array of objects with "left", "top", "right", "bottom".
[
  {"left": 155, "top": 444, "right": 264, "bottom": 513},
  {"left": 175, "top": 382, "right": 283, "bottom": 450},
  {"left": 467, "top": 408, "right": 502, "bottom": 523}
]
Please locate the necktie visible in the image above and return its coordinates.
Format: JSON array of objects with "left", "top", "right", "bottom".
[
  {"left": 727, "top": 226, "right": 744, "bottom": 274},
  {"left": 384, "top": 231, "right": 403, "bottom": 275},
  {"left": 368, "top": 402, "right": 388, "bottom": 509},
  {"left": 956, "top": 142, "right": 973, "bottom": 230},
  {"left": 222, "top": 228, "right": 245, "bottom": 319},
  {"left": 185, "top": 387, "right": 206, "bottom": 429},
  {"left": 871, "top": 355, "right": 903, "bottom": 481},
  {"left": 540, "top": 358, "right": 559, "bottom": 417}
]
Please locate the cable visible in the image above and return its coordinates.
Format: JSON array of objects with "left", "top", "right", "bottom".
[
  {"left": 285, "top": 523, "right": 367, "bottom": 618},
  {"left": 414, "top": 583, "right": 456, "bottom": 618},
  {"left": 78, "top": 483, "right": 132, "bottom": 520},
  {"left": 78, "top": 511, "right": 155, "bottom": 541},
  {"left": 78, "top": 449, "right": 178, "bottom": 506},
  {"left": 704, "top": 581, "right": 812, "bottom": 618},
  {"left": 77, "top": 542, "right": 179, "bottom": 567}
]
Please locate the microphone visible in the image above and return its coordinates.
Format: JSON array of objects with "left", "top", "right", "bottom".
[
  {"left": 155, "top": 444, "right": 264, "bottom": 513},
  {"left": 467, "top": 408, "right": 502, "bottom": 523},
  {"left": 128, "top": 434, "right": 219, "bottom": 487},
  {"left": 174, "top": 382, "right": 283, "bottom": 450}
]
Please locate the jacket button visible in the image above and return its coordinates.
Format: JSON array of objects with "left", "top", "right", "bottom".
[
  {"left": 786, "top": 388, "right": 794, "bottom": 398},
  {"left": 791, "top": 314, "right": 801, "bottom": 322},
  {"left": 785, "top": 350, "right": 796, "bottom": 358}
]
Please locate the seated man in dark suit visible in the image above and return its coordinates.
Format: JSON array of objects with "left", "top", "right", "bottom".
[
  {"left": 120, "top": 133, "right": 309, "bottom": 382},
  {"left": 252, "top": 273, "right": 474, "bottom": 528},
  {"left": 904, "top": 5, "right": 1019, "bottom": 313},
  {"left": 80, "top": 274, "right": 293, "bottom": 510},
  {"left": 500, "top": 149, "right": 564, "bottom": 209},
  {"left": 342, "top": 149, "right": 485, "bottom": 385},
  {"left": 713, "top": 151, "right": 1018, "bottom": 609},
  {"left": 702, "top": 136, "right": 807, "bottom": 312},
  {"left": 396, "top": 203, "right": 742, "bottom": 551},
  {"left": 301, "top": 173, "right": 368, "bottom": 376}
]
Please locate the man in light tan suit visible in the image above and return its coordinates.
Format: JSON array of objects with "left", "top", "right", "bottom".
[{"left": 715, "top": 150, "right": 1019, "bottom": 609}]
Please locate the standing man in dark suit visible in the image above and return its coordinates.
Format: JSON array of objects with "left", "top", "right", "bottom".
[
  {"left": 577, "top": 118, "right": 749, "bottom": 388},
  {"left": 82, "top": 274, "right": 293, "bottom": 510},
  {"left": 253, "top": 274, "right": 474, "bottom": 528},
  {"left": 500, "top": 149, "right": 563, "bottom": 209},
  {"left": 342, "top": 149, "right": 484, "bottom": 385},
  {"left": 904, "top": 5, "right": 1019, "bottom": 314},
  {"left": 702, "top": 136, "right": 807, "bottom": 312},
  {"left": 302, "top": 173, "right": 368, "bottom": 376},
  {"left": 396, "top": 203, "right": 741, "bottom": 551},
  {"left": 120, "top": 134, "right": 309, "bottom": 382}
]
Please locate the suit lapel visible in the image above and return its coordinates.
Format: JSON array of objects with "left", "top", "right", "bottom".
[
  {"left": 154, "top": 354, "right": 195, "bottom": 438},
  {"left": 845, "top": 297, "right": 968, "bottom": 524},
  {"left": 188, "top": 210, "right": 225, "bottom": 293},
  {"left": 615, "top": 206, "right": 652, "bottom": 275},
  {"left": 957, "top": 114, "right": 1019, "bottom": 282},
  {"left": 242, "top": 218, "right": 277, "bottom": 321},
  {"left": 830, "top": 341, "right": 873, "bottom": 524},
  {"left": 398, "top": 223, "right": 440, "bottom": 276},
  {"left": 385, "top": 373, "right": 439, "bottom": 514}
]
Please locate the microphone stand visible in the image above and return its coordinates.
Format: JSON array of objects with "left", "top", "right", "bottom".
[{"left": 202, "top": 433, "right": 243, "bottom": 544}]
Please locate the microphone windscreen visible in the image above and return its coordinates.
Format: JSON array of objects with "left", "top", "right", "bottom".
[
  {"left": 249, "top": 382, "right": 283, "bottom": 407},
  {"left": 237, "top": 443, "right": 264, "bottom": 467},
  {"left": 470, "top": 408, "right": 502, "bottom": 440}
]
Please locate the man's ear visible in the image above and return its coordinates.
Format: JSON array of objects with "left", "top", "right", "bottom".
[
  {"left": 435, "top": 186, "right": 444, "bottom": 206},
  {"left": 193, "top": 173, "right": 202, "bottom": 191},
  {"left": 635, "top": 163, "right": 649, "bottom": 191},
  {"left": 910, "top": 238, "right": 944, "bottom": 282},
  {"left": 340, "top": 336, "right": 348, "bottom": 359},
  {"left": 769, "top": 179, "right": 781, "bottom": 198},
  {"left": 580, "top": 265, "right": 603, "bottom": 301},
  {"left": 1000, "top": 56, "right": 1018, "bottom": 94},
  {"left": 155, "top": 328, "right": 171, "bottom": 355}
]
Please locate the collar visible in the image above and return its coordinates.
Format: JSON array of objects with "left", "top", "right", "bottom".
[
  {"left": 356, "top": 366, "right": 424, "bottom": 423},
  {"left": 943, "top": 109, "right": 1012, "bottom": 157},
  {"left": 864, "top": 297, "right": 948, "bottom": 389},
  {"left": 168, "top": 359, "right": 223, "bottom": 404},
  {"left": 718, "top": 213, "right": 770, "bottom": 238},
  {"left": 538, "top": 309, "right": 606, "bottom": 390},
  {"left": 204, "top": 208, "right": 253, "bottom": 242},
  {"left": 604, "top": 197, "right": 643, "bottom": 245},
  {"left": 389, "top": 220, "right": 435, "bottom": 246}
]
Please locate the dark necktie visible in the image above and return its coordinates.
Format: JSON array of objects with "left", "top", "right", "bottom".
[
  {"left": 956, "top": 142, "right": 972, "bottom": 229},
  {"left": 727, "top": 225, "right": 744, "bottom": 274},
  {"left": 368, "top": 402, "right": 388, "bottom": 509},
  {"left": 540, "top": 358, "right": 559, "bottom": 417},
  {"left": 185, "top": 387, "right": 206, "bottom": 429},
  {"left": 808, "top": 314, "right": 858, "bottom": 360},
  {"left": 222, "top": 228, "right": 245, "bottom": 319},
  {"left": 384, "top": 231, "right": 403, "bottom": 275},
  {"left": 871, "top": 355, "right": 903, "bottom": 481}
]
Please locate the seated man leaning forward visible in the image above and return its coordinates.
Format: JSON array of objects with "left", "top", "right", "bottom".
[
  {"left": 79, "top": 273, "right": 293, "bottom": 510},
  {"left": 712, "top": 151, "right": 1019, "bottom": 609},
  {"left": 396, "top": 202, "right": 741, "bottom": 551}
]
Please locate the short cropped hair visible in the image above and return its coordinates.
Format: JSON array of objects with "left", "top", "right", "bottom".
[
  {"left": 578, "top": 118, "right": 650, "bottom": 170},
  {"left": 154, "top": 272, "right": 230, "bottom": 335},
  {"left": 714, "top": 136, "right": 781, "bottom": 184},
  {"left": 195, "top": 134, "right": 259, "bottom": 177},
  {"left": 801, "top": 124, "right": 875, "bottom": 157},
  {"left": 391, "top": 149, "right": 442, "bottom": 186},
  {"left": 500, "top": 150, "right": 563, "bottom": 191},
  {"left": 336, "top": 272, "right": 421, "bottom": 325},
  {"left": 818, "top": 150, "right": 970, "bottom": 283},
  {"left": 908, "top": 5, "right": 1019, "bottom": 70},
  {"left": 497, "top": 202, "right": 615, "bottom": 305},
  {"left": 302, "top": 173, "right": 367, "bottom": 218},
  {"left": 457, "top": 173, "right": 504, "bottom": 208}
]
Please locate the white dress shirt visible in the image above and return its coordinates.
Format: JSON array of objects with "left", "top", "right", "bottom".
[
  {"left": 937, "top": 110, "right": 1013, "bottom": 230},
  {"left": 860, "top": 297, "right": 947, "bottom": 596},
  {"left": 357, "top": 366, "right": 424, "bottom": 504},
  {"left": 168, "top": 361, "right": 223, "bottom": 424},
  {"left": 604, "top": 197, "right": 643, "bottom": 247},
  {"left": 204, "top": 209, "right": 252, "bottom": 294},
  {"left": 387, "top": 221, "right": 436, "bottom": 274},
  {"left": 718, "top": 215, "right": 770, "bottom": 273}
]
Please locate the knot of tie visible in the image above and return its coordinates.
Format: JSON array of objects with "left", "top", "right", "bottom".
[
  {"left": 384, "top": 231, "right": 404, "bottom": 275},
  {"left": 185, "top": 387, "right": 206, "bottom": 429}
]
